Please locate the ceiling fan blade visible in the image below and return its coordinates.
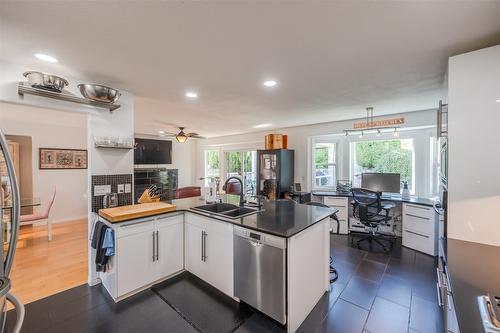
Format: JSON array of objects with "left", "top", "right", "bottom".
[
  {"left": 186, "top": 133, "right": 206, "bottom": 139},
  {"left": 159, "top": 131, "right": 177, "bottom": 136}
]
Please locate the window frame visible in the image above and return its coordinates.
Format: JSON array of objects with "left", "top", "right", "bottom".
[
  {"left": 222, "top": 149, "right": 258, "bottom": 195},
  {"left": 348, "top": 133, "right": 417, "bottom": 195},
  {"left": 204, "top": 149, "right": 221, "bottom": 186},
  {"left": 311, "top": 138, "right": 339, "bottom": 191}
]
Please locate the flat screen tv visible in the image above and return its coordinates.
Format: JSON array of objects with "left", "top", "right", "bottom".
[{"left": 134, "top": 138, "right": 172, "bottom": 164}]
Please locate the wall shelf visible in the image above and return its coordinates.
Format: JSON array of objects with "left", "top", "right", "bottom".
[
  {"left": 94, "top": 144, "right": 134, "bottom": 149},
  {"left": 94, "top": 136, "right": 134, "bottom": 149},
  {"left": 17, "top": 82, "right": 121, "bottom": 112}
]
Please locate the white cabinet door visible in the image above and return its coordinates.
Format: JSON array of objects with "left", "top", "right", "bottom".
[
  {"left": 116, "top": 224, "right": 156, "bottom": 296},
  {"left": 185, "top": 222, "right": 208, "bottom": 280},
  {"left": 204, "top": 223, "right": 234, "bottom": 297},
  {"left": 155, "top": 220, "right": 184, "bottom": 280}
]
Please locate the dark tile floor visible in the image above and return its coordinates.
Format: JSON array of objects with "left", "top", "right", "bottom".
[{"left": 7, "top": 234, "right": 443, "bottom": 333}]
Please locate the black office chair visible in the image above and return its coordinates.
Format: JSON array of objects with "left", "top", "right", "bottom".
[
  {"left": 305, "top": 201, "right": 338, "bottom": 283},
  {"left": 350, "top": 188, "right": 396, "bottom": 252}
]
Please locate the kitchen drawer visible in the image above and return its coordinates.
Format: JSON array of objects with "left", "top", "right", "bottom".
[
  {"left": 403, "top": 213, "right": 434, "bottom": 236},
  {"left": 115, "top": 217, "right": 155, "bottom": 238},
  {"left": 155, "top": 213, "right": 183, "bottom": 226},
  {"left": 402, "top": 228, "right": 436, "bottom": 256},
  {"left": 323, "top": 197, "right": 348, "bottom": 208},
  {"left": 403, "top": 203, "right": 434, "bottom": 220},
  {"left": 186, "top": 213, "right": 232, "bottom": 235}
]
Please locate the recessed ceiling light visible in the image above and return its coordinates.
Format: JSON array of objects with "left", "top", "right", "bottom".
[
  {"left": 253, "top": 123, "right": 272, "bottom": 128},
  {"left": 263, "top": 80, "right": 277, "bottom": 87},
  {"left": 496, "top": 99, "right": 500, "bottom": 103},
  {"left": 185, "top": 91, "right": 198, "bottom": 98},
  {"left": 35, "top": 53, "right": 58, "bottom": 63}
]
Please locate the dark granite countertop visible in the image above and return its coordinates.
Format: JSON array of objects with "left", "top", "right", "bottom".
[
  {"left": 172, "top": 194, "right": 335, "bottom": 238},
  {"left": 102, "top": 194, "right": 335, "bottom": 238},
  {"left": 312, "top": 190, "right": 438, "bottom": 207},
  {"left": 446, "top": 238, "right": 500, "bottom": 333}
]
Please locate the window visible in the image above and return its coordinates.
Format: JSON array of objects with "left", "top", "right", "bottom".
[
  {"left": 224, "top": 150, "right": 257, "bottom": 195},
  {"left": 204, "top": 150, "right": 220, "bottom": 185},
  {"left": 313, "top": 142, "right": 337, "bottom": 188},
  {"left": 350, "top": 139, "right": 415, "bottom": 193}
]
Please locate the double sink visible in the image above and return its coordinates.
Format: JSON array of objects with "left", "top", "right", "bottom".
[{"left": 191, "top": 202, "right": 260, "bottom": 219}]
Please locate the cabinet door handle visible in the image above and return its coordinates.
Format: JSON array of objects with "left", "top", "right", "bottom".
[
  {"left": 201, "top": 231, "right": 204, "bottom": 262},
  {"left": 405, "top": 213, "right": 430, "bottom": 221},
  {"left": 152, "top": 231, "right": 156, "bottom": 262},
  {"left": 436, "top": 283, "right": 443, "bottom": 307},
  {"left": 203, "top": 232, "right": 207, "bottom": 261},
  {"left": 156, "top": 231, "right": 159, "bottom": 261},
  {"left": 406, "top": 204, "right": 431, "bottom": 210},
  {"left": 405, "top": 229, "right": 430, "bottom": 238}
]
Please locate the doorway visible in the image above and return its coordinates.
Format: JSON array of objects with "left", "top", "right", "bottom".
[
  {"left": 224, "top": 150, "right": 257, "bottom": 195},
  {"left": 0, "top": 102, "right": 88, "bottom": 306}
]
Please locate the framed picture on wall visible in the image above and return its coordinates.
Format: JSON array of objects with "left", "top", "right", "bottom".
[{"left": 39, "top": 148, "right": 87, "bottom": 169}]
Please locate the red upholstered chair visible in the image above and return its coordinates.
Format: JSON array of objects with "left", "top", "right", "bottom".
[
  {"left": 176, "top": 186, "right": 201, "bottom": 199},
  {"left": 225, "top": 180, "right": 242, "bottom": 195}
]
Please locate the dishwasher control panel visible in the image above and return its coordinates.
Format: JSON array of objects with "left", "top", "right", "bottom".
[{"left": 234, "top": 226, "right": 286, "bottom": 249}]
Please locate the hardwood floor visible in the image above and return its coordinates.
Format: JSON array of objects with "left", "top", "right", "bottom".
[{"left": 8, "top": 219, "right": 88, "bottom": 305}]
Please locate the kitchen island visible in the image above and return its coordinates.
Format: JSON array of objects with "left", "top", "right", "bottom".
[{"left": 97, "top": 195, "right": 334, "bottom": 333}]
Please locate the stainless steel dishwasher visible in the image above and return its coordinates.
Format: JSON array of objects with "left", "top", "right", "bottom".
[{"left": 233, "top": 226, "right": 286, "bottom": 324}]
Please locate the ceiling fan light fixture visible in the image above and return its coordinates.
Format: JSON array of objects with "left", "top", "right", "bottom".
[{"left": 176, "top": 133, "right": 188, "bottom": 143}]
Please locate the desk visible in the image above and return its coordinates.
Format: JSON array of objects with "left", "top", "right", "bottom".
[
  {"left": 313, "top": 191, "right": 440, "bottom": 256},
  {"left": 312, "top": 191, "right": 438, "bottom": 207}
]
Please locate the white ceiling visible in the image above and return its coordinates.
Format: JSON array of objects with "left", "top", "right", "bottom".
[{"left": 1, "top": 1, "right": 500, "bottom": 137}]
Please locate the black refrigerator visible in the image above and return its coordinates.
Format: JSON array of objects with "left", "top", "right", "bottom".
[{"left": 256, "top": 149, "right": 294, "bottom": 200}]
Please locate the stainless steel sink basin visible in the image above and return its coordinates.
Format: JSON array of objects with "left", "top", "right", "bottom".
[
  {"left": 220, "top": 207, "right": 258, "bottom": 218},
  {"left": 192, "top": 203, "right": 239, "bottom": 213},
  {"left": 191, "top": 203, "right": 259, "bottom": 219}
]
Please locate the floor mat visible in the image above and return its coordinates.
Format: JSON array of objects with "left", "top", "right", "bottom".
[{"left": 151, "top": 272, "right": 253, "bottom": 333}]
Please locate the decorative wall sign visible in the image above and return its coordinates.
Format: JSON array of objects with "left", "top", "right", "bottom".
[
  {"left": 353, "top": 117, "right": 405, "bottom": 129},
  {"left": 39, "top": 148, "right": 87, "bottom": 169}
]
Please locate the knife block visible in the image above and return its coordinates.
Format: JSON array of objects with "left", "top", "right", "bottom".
[{"left": 138, "top": 189, "right": 161, "bottom": 204}]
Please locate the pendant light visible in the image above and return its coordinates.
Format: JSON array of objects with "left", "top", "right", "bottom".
[{"left": 343, "top": 107, "right": 402, "bottom": 136}]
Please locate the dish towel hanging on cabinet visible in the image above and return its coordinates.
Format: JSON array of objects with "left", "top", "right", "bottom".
[{"left": 91, "top": 221, "right": 115, "bottom": 272}]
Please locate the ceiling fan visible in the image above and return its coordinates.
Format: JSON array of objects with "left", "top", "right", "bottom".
[{"left": 159, "top": 127, "right": 205, "bottom": 143}]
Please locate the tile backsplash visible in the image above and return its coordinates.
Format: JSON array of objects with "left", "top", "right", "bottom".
[{"left": 91, "top": 174, "right": 133, "bottom": 212}]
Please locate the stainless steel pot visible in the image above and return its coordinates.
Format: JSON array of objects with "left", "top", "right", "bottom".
[
  {"left": 23, "top": 71, "right": 69, "bottom": 92},
  {"left": 78, "top": 84, "right": 121, "bottom": 104}
]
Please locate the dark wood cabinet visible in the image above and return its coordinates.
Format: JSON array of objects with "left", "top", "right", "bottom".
[{"left": 256, "top": 149, "right": 294, "bottom": 199}]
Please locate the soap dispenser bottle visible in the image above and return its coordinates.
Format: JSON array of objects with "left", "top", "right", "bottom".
[{"left": 401, "top": 180, "right": 411, "bottom": 200}]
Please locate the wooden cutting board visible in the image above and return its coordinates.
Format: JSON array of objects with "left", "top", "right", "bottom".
[{"left": 98, "top": 202, "right": 177, "bottom": 223}]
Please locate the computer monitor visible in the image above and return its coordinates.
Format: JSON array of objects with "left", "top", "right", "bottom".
[{"left": 361, "top": 173, "right": 401, "bottom": 194}]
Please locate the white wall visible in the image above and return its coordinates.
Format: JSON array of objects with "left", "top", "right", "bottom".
[
  {"left": 0, "top": 61, "right": 135, "bottom": 284},
  {"left": 0, "top": 102, "right": 88, "bottom": 223},
  {"left": 197, "top": 109, "right": 437, "bottom": 196},
  {"left": 448, "top": 45, "right": 500, "bottom": 246}
]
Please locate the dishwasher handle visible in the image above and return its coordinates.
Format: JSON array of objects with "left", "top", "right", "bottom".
[{"left": 249, "top": 239, "right": 262, "bottom": 247}]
